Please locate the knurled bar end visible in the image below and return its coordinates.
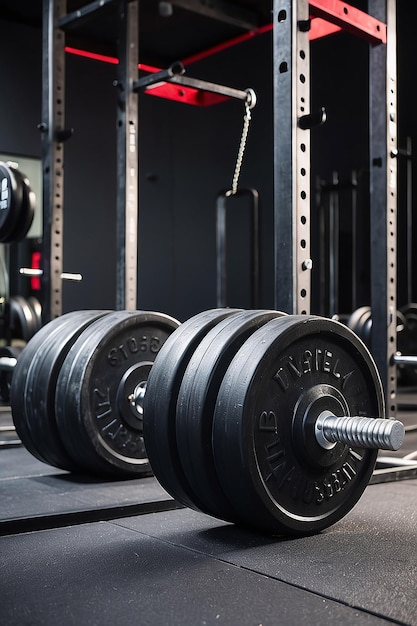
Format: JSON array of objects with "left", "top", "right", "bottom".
[
  {"left": 387, "top": 420, "right": 406, "bottom": 451},
  {"left": 316, "top": 413, "right": 405, "bottom": 452}
]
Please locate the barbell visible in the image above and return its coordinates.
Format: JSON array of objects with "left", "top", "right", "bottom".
[
  {"left": 8, "top": 307, "right": 405, "bottom": 536},
  {"left": 10, "top": 309, "right": 180, "bottom": 475}
]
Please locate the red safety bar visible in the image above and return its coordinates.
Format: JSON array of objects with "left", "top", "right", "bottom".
[
  {"left": 310, "top": 17, "right": 342, "bottom": 40},
  {"left": 309, "top": 0, "right": 386, "bottom": 44},
  {"left": 141, "top": 81, "right": 230, "bottom": 106}
]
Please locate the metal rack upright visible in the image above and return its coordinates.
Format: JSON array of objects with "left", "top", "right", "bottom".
[
  {"left": 41, "top": 0, "right": 140, "bottom": 321},
  {"left": 273, "top": 0, "right": 397, "bottom": 417}
]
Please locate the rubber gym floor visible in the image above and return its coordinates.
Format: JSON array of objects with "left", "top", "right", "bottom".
[{"left": 0, "top": 391, "right": 416, "bottom": 626}]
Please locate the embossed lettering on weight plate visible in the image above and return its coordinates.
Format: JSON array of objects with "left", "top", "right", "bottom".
[
  {"left": 261, "top": 430, "right": 315, "bottom": 505},
  {"left": 273, "top": 348, "right": 354, "bottom": 391},
  {"left": 314, "top": 453, "right": 361, "bottom": 504},
  {"left": 94, "top": 385, "right": 119, "bottom": 438},
  {"left": 93, "top": 385, "right": 145, "bottom": 455},
  {"left": 258, "top": 346, "right": 359, "bottom": 506},
  {"left": 107, "top": 335, "right": 162, "bottom": 367}
]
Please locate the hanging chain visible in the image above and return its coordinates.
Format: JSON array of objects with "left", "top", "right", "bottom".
[{"left": 227, "top": 88, "right": 257, "bottom": 196}]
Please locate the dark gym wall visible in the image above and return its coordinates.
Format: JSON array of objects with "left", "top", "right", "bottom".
[
  {"left": 0, "top": 22, "right": 42, "bottom": 156},
  {"left": 0, "top": 20, "right": 43, "bottom": 301},
  {"left": 396, "top": 4, "right": 417, "bottom": 308},
  {"left": 63, "top": 53, "right": 117, "bottom": 312},
  {"left": 146, "top": 35, "right": 276, "bottom": 320},
  {"left": 0, "top": 5, "right": 416, "bottom": 322},
  {"left": 310, "top": 31, "right": 370, "bottom": 315},
  {"left": 66, "top": 31, "right": 277, "bottom": 321}
]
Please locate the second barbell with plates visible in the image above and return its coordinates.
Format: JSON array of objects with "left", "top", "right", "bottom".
[
  {"left": 9, "top": 307, "right": 404, "bottom": 536},
  {"left": 11, "top": 309, "right": 180, "bottom": 476}
]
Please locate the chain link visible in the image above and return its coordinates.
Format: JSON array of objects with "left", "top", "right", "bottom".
[{"left": 227, "top": 89, "right": 256, "bottom": 196}]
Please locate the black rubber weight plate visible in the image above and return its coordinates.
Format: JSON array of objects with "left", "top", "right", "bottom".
[
  {"left": 354, "top": 309, "right": 404, "bottom": 351},
  {"left": 55, "top": 310, "right": 180, "bottom": 477},
  {"left": 2, "top": 167, "right": 35, "bottom": 243},
  {"left": 0, "top": 162, "right": 23, "bottom": 242},
  {"left": 9, "top": 295, "right": 38, "bottom": 342},
  {"left": 11, "top": 310, "right": 112, "bottom": 471},
  {"left": 347, "top": 306, "right": 371, "bottom": 343},
  {"left": 175, "top": 309, "right": 286, "bottom": 521},
  {"left": 11, "top": 312, "right": 74, "bottom": 464},
  {"left": 398, "top": 304, "right": 417, "bottom": 386},
  {"left": 27, "top": 296, "right": 43, "bottom": 331},
  {"left": 359, "top": 309, "right": 372, "bottom": 347},
  {"left": 143, "top": 308, "right": 241, "bottom": 508},
  {"left": 0, "top": 344, "right": 24, "bottom": 402},
  {"left": 25, "top": 310, "right": 114, "bottom": 471},
  {"left": 212, "top": 315, "right": 385, "bottom": 536}
]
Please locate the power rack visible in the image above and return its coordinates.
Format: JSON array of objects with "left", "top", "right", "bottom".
[{"left": 40, "top": 0, "right": 397, "bottom": 417}]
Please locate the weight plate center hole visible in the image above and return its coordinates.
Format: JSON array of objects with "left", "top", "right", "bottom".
[
  {"left": 292, "top": 384, "right": 350, "bottom": 470},
  {"left": 116, "top": 361, "right": 153, "bottom": 431},
  {"left": 130, "top": 380, "right": 147, "bottom": 416}
]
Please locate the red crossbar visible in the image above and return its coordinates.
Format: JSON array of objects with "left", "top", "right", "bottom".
[{"left": 309, "top": 0, "right": 386, "bottom": 44}]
